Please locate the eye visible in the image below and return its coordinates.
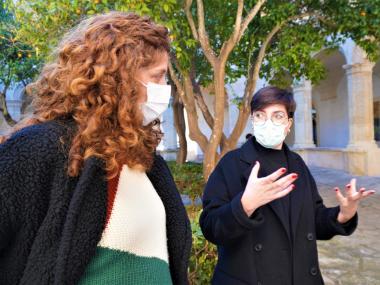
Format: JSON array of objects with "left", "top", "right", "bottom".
[
  {"left": 151, "top": 73, "right": 166, "bottom": 84},
  {"left": 254, "top": 112, "right": 265, "bottom": 119},
  {"left": 274, "top": 112, "right": 286, "bottom": 119}
]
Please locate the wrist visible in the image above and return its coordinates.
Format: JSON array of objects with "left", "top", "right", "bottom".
[
  {"left": 337, "top": 211, "right": 352, "bottom": 224},
  {"left": 241, "top": 193, "right": 257, "bottom": 217}
]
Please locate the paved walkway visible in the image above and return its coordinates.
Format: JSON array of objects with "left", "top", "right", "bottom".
[{"left": 309, "top": 166, "right": 380, "bottom": 285}]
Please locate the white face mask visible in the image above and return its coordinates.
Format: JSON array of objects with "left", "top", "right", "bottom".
[
  {"left": 139, "top": 81, "right": 171, "bottom": 126},
  {"left": 252, "top": 119, "right": 287, "bottom": 149}
]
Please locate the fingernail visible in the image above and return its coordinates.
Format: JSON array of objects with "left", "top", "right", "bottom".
[
  {"left": 334, "top": 187, "right": 339, "bottom": 191},
  {"left": 281, "top": 168, "right": 287, "bottom": 173},
  {"left": 346, "top": 184, "right": 351, "bottom": 188},
  {"left": 292, "top": 174, "right": 298, "bottom": 179},
  {"left": 292, "top": 185, "right": 296, "bottom": 189}
]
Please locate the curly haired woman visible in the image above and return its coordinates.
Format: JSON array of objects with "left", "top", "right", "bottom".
[{"left": 0, "top": 12, "right": 191, "bottom": 285}]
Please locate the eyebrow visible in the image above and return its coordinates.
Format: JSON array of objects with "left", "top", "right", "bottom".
[{"left": 152, "top": 68, "right": 167, "bottom": 75}]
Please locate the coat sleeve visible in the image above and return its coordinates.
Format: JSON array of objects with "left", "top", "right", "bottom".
[
  {"left": 0, "top": 190, "right": 12, "bottom": 251},
  {"left": 305, "top": 165, "right": 358, "bottom": 240},
  {"left": 0, "top": 126, "right": 60, "bottom": 252},
  {"left": 147, "top": 155, "right": 192, "bottom": 285},
  {"left": 200, "top": 154, "right": 264, "bottom": 246},
  {"left": 0, "top": 134, "right": 31, "bottom": 251}
]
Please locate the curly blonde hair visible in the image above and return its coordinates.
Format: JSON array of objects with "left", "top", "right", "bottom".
[{"left": 10, "top": 12, "right": 170, "bottom": 178}]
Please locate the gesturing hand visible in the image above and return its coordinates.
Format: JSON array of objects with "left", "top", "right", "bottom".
[
  {"left": 334, "top": 178, "right": 376, "bottom": 224},
  {"left": 241, "top": 161, "right": 298, "bottom": 217}
]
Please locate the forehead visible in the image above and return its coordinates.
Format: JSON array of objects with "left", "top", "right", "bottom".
[{"left": 258, "top": 104, "right": 287, "bottom": 114}]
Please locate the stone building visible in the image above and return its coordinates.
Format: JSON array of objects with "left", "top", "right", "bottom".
[
  {"left": 2, "top": 39, "right": 380, "bottom": 176},
  {"left": 160, "top": 39, "right": 380, "bottom": 176}
]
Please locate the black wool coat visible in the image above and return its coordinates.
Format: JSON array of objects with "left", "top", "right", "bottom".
[
  {"left": 200, "top": 138, "right": 357, "bottom": 285},
  {"left": 0, "top": 120, "right": 191, "bottom": 285}
]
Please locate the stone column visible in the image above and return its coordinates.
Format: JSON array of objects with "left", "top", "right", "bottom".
[
  {"left": 374, "top": 101, "right": 380, "bottom": 141},
  {"left": 292, "top": 79, "right": 316, "bottom": 148},
  {"left": 161, "top": 98, "right": 178, "bottom": 150},
  {"left": 343, "top": 62, "right": 377, "bottom": 149}
]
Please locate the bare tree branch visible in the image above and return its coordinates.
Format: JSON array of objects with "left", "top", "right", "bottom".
[
  {"left": 189, "top": 67, "right": 229, "bottom": 146},
  {"left": 168, "top": 61, "right": 184, "bottom": 95},
  {"left": 197, "top": 0, "right": 218, "bottom": 66},
  {"left": 219, "top": 0, "right": 245, "bottom": 63},
  {"left": 184, "top": 0, "right": 199, "bottom": 40},
  {"left": 233, "top": 0, "right": 244, "bottom": 43},
  {"left": 185, "top": 0, "right": 218, "bottom": 67},
  {"left": 168, "top": 61, "right": 209, "bottom": 153},
  {"left": 240, "top": 0, "right": 267, "bottom": 40},
  {"left": 315, "top": 15, "right": 338, "bottom": 29}
]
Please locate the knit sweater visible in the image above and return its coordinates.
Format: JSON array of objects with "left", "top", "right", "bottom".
[
  {"left": 0, "top": 119, "right": 191, "bottom": 285},
  {"left": 79, "top": 165, "right": 172, "bottom": 284}
]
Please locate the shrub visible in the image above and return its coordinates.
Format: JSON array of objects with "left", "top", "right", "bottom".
[
  {"left": 187, "top": 206, "right": 218, "bottom": 285},
  {"left": 167, "top": 161, "right": 205, "bottom": 201},
  {"left": 167, "top": 161, "right": 217, "bottom": 284}
]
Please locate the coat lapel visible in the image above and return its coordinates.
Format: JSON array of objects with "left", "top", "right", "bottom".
[
  {"left": 240, "top": 139, "right": 291, "bottom": 242},
  {"left": 146, "top": 154, "right": 191, "bottom": 285},
  {"left": 285, "top": 149, "right": 306, "bottom": 241},
  {"left": 54, "top": 157, "right": 108, "bottom": 285}
]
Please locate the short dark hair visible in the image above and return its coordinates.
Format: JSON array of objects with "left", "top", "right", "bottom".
[{"left": 250, "top": 86, "right": 296, "bottom": 118}]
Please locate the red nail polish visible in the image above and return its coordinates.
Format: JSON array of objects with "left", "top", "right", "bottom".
[
  {"left": 292, "top": 185, "right": 296, "bottom": 189},
  {"left": 346, "top": 185, "right": 351, "bottom": 188},
  {"left": 281, "top": 168, "right": 287, "bottom": 173},
  {"left": 334, "top": 187, "right": 339, "bottom": 191},
  {"left": 292, "top": 174, "right": 298, "bottom": 179}
]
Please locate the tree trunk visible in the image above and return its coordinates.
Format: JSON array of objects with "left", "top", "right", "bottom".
[
  {"left": 190, "top": 76, "right": 229, "bottom": 151},
  {"left": 20, "top": 87, "right": 33, "bottom": 115},
  {"left": 0, "top": 87, "right": 17, "bottom": 127},
  {"left": 172, "top": 89, "right": 187, "bottom": 165},
  {"left": 168, "top": 62, "right": 209, "bottom": 162},
  {"left": 223, "top": 71, "right": 260, "bottom": 155},
  {"left": 182, "top": 76, "right": 209, "bottom": 153},
  {"left": 203, "top": 63, "right": 226, "bottom": 180}
]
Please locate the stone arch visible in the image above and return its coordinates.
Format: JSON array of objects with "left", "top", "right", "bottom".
[
  {"left": 4, "top": 82, "right": 25, "bottom": 122},
  {"left": 373, "top": 61, "right": 380, "bottom": 143},
  {"left": 312, "top": 49, "right": 348, "bottom": 147}
]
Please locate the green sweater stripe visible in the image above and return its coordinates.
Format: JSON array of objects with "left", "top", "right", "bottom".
[{"left": 79, "top": 247, "right": 172, "bottom": 285}]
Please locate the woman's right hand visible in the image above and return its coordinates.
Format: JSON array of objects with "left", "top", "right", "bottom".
[{"left": 241, "top": 161, "right": 298, "bottom": 217}]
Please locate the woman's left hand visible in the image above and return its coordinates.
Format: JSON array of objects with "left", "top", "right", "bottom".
[{"left": 334, "top": 178, "right": 376, "bottom": 224}]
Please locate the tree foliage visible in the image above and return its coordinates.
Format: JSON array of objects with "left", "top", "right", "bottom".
[
  {"left": 170, "top": 0, "right": 380, "bottom": 178},
  {"left": 7, "top": 0, "right": 380, "bottom": 178},
  {"left": 0, "top": 0, "right": 41, "bottom": 125}
]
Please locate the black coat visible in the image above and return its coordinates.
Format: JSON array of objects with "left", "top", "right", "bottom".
[
  {"left": 200, "top": 138, "right": 357, "bottom": 285},
  {"left": 0, "top": 120, "right": 191, "bottom": 285}
]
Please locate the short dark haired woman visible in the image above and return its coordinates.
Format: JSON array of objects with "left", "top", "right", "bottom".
[{"left": 200, "top": 86, "right": 375, "bottom": 285}]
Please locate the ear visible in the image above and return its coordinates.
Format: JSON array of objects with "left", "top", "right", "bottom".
[
  {"left": 286, "top": 118, "right": 293, "bottom": 133},
  {"left": 288, "top": 118, "right": 293, "bottom": 128}
]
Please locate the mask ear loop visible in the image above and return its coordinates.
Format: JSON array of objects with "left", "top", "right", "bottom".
[
  {"left": 250, "top": 114, "right": 254, "bottom": 128},
  {"left": 286, "top": 118, "right": 293, "bottom": 134},
  {"left": 137, "top": 79, "right": 148, "bottom": 88}
]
